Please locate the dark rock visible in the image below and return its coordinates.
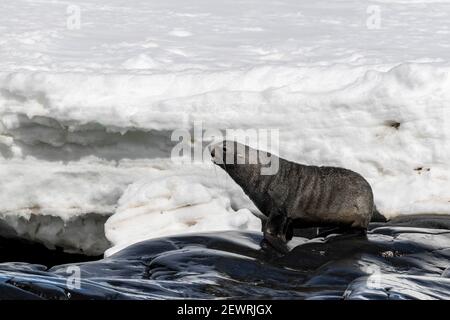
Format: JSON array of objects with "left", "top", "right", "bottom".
[{"left": 0, "top": 215, "right": 449, "bottom": 300}]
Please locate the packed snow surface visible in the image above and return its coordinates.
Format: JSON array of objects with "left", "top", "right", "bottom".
[{"left": 0, "top": 0, "right": 449, "bottom": 254}]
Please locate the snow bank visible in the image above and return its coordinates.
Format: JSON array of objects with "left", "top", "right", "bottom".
[
  {"left": 0, "top": 158, "right": 149, "bottom": 254},
  {"left": 104, "top": 163, "right": 261, "bottom": 256},
  {"left": 0, "top": 158, "right": 261, "bottom": 255},
  {"left": 1, "top": 0, "right": 450, "bottom": 255}
]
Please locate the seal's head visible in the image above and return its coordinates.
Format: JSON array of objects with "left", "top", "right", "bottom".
[
  {"left": 210, "top": 140, "right": 278, "bottom": 179},
  {"left": 211, "top": 140, "right": 257, "bottom": 169},
  {"left": 210, "top": 140, "right": 279, "bottom": 223},
  {"left": 210, "top": 140, "right": 261, "bottom": 196}
]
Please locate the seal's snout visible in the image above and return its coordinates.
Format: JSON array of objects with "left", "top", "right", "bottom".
[
  {"left": 210, "top": 141, "right": 228, "bottom": 168},
  {"left": 209, "top": 142, "right": 222, "bottom": 164}
]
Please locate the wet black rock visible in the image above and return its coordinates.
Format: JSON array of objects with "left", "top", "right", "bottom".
[
  {"left": 0, "top": 236, "right": 102, "bottom": 267},
  {"left": 0, "top": 215, "right": 449, "bottom": 300}
]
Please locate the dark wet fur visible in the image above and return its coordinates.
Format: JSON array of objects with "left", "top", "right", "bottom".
[{"left": 211, "top": 141, "right": 383, "bottom": 246}]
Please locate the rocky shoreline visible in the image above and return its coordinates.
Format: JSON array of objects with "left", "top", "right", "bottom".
[{"left": 0, "top": 215, "right": 449, "bottom": 300}]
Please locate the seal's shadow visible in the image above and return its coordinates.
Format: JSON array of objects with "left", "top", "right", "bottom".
[{"left": 260, "top": 229, "right": 375, "bottom": 271}]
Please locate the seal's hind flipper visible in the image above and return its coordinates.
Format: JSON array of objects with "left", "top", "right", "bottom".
[{"left": 371, "top": 206, "right": 387, "bottom": 222}]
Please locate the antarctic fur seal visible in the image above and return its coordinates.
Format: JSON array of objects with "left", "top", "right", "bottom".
[{"left": 211, "top": 140, "right": 383, "bottom": 246}]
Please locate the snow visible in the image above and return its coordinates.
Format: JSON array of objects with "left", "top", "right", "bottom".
[
  {"left": 104, "top": 163, "right": 261, "bottom": 256},
  {"left": 0, "top": 0, "right": 449, "bottom": 255}
]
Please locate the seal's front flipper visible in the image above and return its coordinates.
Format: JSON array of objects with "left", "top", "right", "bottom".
[
  {"left": 263, "top": 208, "right": 292, "bottom": 244},
  {"left": 260, "top": 236, "right": 290, "bottom": 255},
  {"left": 262, "top": 208, "right": 291, "bottom": 255}
]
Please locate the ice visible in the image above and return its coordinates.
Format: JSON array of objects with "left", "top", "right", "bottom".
[
  {"left": 0, "top": 0, "right": 449, "bottom": 254},
  {"left": 105, "top": 163, "right": 262, "bottom": 256}
]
